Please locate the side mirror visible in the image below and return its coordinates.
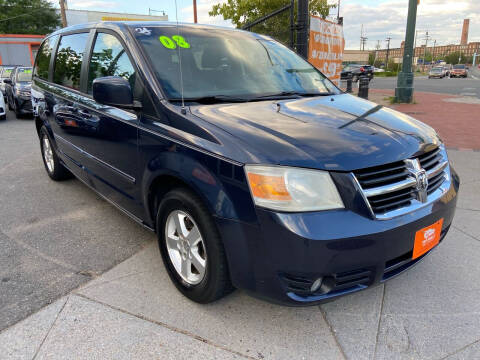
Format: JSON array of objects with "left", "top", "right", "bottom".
[
  {"left": 92, "top": 76, "right": 138, "bottom": 109},
  {"left": 3, "top": 79, "right": 12, "bottom": 84}
]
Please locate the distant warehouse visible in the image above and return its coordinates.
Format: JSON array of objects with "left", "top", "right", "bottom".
[
  {"left": 0, "top": 35, "right": 43, "bottom": 66},
  {"left": 0, "top": 9, "right": 168, "bottom": 66}
]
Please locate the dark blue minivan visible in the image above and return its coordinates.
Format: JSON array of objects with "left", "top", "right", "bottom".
[{"left": 32, "top": 22, "right": 459, "bottom": 305}]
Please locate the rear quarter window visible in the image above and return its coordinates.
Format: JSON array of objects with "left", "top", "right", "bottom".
[
  {"left": 53, "top": 32, "right": 89, "bottom": 90},
  {"left": 34, "top": 35, "right": 59, "bottom": 80}
]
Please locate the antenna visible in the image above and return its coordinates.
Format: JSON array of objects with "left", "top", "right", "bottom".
[{"left": 174, "top": 0, "right": 186, "bottom": 114}]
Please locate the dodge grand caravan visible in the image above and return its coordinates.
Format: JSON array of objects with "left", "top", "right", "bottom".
[{"left": 32, "top": 22, "right": 459, "bottom": 305}]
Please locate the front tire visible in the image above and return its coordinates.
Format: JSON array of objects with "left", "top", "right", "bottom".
[
  {"left": 156, "top": 188, "right": 233, "bottom": 303},
  {"left": 39, "top": 126, "right": 72, "bottom": 181}
]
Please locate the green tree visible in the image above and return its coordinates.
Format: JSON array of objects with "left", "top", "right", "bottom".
[
  {"left": 368, "top": 52, "right": 375, "bottom": 66},
  {"left": 209, "top": 0, "right": 336, "bottom": 44},
  {"left": 444, "top": 51, "right": 468, "bottom": 65},
  {"left": 0, "top": 0, "right": 60, "bottom": 35}
]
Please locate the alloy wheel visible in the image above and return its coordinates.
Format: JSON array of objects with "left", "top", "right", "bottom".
[
  {"left": 42, "top": 135, "right": 54, "bottom": 173},
  {"left": 165, "top": 210, "right": 207, "bottom": 285}
]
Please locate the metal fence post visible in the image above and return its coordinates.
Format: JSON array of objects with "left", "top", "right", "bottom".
[
  {"left": 346, "top": 74, "right": 353, "bottom": 93},
  {"left": 296, "top": 0, "right": 309, "bottom": 58},
  {"left": 358, "top": 76, "right": 369, "bottom": 99}
]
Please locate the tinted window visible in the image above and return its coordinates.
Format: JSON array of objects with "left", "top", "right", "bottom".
[
  {"left": 54, "top": 32, "right": 89, "bottom": 90},
  {"left": 1, "top": 67, "right": 14, "bottom": 79},
  {"left": 87, "top": 32, "right": 135, "bottom": 93},
  {"left": 17, "top": 68, "right": 32, "bottom": 82},
  {"left": 35, "top": 36, "right": 58, "bottom": 80},
  {"left": 134, "top": 26, "right": 338, "bottom": 99}
]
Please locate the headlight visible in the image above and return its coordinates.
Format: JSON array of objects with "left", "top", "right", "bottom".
[{"left": 244, "top": 165, "right": 344, "bottom": 212}]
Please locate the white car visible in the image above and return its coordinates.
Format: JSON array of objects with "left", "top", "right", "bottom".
[
  {"left": 0, "top": 93, "right": 6, "bottom": 120},
  {"left": 374, "top": 67, "right": 385, "bottom": 73}
]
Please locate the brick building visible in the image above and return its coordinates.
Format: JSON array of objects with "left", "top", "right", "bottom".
[{"left": 375, "top": 41, "right": 480, "bottom": 63}]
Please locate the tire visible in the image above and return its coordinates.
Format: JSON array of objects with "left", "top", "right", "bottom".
[
  {"left": 156, "top": 188, "right": 233, "bottom": 303},
  {"left": 39, "top": 126, "right": 72, "bottom": 181},
  {"left": 14, "top": 100, "right": 21, "bottom": 118},
  {"left": 0, "top": 114, "right": 5, "bottom": 121}
]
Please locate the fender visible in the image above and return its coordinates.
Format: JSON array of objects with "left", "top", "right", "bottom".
[{"left": 140, "top": 147, "right": 257, "bottom": 227}]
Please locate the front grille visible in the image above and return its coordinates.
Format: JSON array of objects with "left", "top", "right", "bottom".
[
  {"left": 280, "top": 268, "right": 373, "bottom": 297},
  {"left": 353, "top": 146, "right": 449, "bottom": 218}
]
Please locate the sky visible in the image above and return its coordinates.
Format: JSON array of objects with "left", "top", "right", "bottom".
[{"left": 58, "top": 0, "right": 479, "bottom": 50}]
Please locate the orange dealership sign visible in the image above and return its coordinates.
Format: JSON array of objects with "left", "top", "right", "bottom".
[{"left": 308, "top": 16, "right": 345, "bottom": 85}]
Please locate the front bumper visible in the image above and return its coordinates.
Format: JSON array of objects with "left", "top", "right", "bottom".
[
  {"left": 15, "top": 95, "right": 33, "bottom": 114},
  {"left": 217, "top": 167, "right": 459, "bottom": 306}
]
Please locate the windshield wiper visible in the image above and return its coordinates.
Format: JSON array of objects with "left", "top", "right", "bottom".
[
  {"left": 169, "top": 95, "right": 250, "bottom": 104},
  {"left": 251, "top": 91, "right": 336, "bottom": 99}
]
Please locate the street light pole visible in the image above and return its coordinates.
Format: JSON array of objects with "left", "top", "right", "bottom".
[{"left": 395, "top": 0, "right": 418, "bottom": 103}]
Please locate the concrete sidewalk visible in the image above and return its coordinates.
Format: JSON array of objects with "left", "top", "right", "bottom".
[
  {"left": 1, "top": 150, "right": 479, "bottom": 359},
  {"left": 368, "top": 89, "right": 480, "bottom": 151}
]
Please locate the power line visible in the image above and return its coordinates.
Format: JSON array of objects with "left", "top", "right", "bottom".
[{"left": 0, "top": 7, "right": 53, "bottom": 23}]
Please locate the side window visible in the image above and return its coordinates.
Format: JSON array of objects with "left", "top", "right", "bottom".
[
  {"left": 87, "top": 32, "right": 136, "bottom": 94},
  {"left": 34, "top": 35, "right": 58, "bottom": 80},
  {"left": 53, "top": 32, "right": 89, "bottom": 90}
]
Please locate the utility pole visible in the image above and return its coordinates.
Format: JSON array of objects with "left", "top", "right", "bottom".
[
  {"left": 59, "top": 0, "right": 67, "bottom": 28},
  {"left": 432, "top": 39, "right": 436, "bottom": 64},
  {"left": 422, "top": 31, "right": 431, "bottom": 72},
  {"left": 193, "top": 0, "right": 198, "bottom": 23},
  {"left": 395, "top": 0, "right": 418, "bottom": 103},
  {"left": 360, "top": 25, "right": 367, "bottom": 51},
  {"left": 385, "top": 37, "right": 392, "bottom": 70}
]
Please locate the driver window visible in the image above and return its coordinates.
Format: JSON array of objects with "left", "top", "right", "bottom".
[{"left": 87, "top": 32, "right": 136, "bottom": 94}]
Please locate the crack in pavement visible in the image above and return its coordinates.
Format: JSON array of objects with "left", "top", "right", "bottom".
[
  {"left": 31, "top": 297, "right": 69, "bottom": 360},
  {"left": 373, "top": 283, "right": 386, "bottom": 359},
  {"left": 437, "top": 338, "right": 480, "bottom": 360},
  {"left": 73, "top": 293, "right": 256, "bottom": 360},
  {"left": 452, "top": 225, "right": 480, "bottom": 243},
  {"left": 318, "top": 305, "right": 347, "bottom": 360}
]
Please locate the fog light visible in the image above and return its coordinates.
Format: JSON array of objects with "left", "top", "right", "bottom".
[{"left": 311, "top": 277, "right": 323, "bottom": 292}]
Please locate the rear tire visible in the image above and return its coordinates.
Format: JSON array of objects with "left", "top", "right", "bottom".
[
  {"left": 39, "top": 126, "right": 72, "bottom": 181},
  {"left": 156, "top": 188, "right": 233, "bottom": 303}
]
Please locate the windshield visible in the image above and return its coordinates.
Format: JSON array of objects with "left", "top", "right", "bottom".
[
  {"left": 133, "top": 26, "right": 339, "bottom": 101},
  {"left": 16, "top": 68, "right": 32, "bottom": 82},
  {"left": 453, "top": 65, "right": 465, "bottom": 69},
  {"left": 1, "top": 67, "right": 14, "bottom": 78},
  {"left": 431, "top": 68, "right": 442, "bottom": 72}
]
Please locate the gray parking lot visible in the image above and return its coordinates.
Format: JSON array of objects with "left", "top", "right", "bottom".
[
  {"left": 0, "top": 111, "right": 155, "bottom": 331},
  {"left": 371, "top": 72, "right": 480, "bottom": 99},
  {"left": 1, "top": 108, "right": 480, "bottom": 359}
]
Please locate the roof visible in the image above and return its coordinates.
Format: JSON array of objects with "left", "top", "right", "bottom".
[{"left": 48, "top": 21, "right": 251, "bottom": 39}]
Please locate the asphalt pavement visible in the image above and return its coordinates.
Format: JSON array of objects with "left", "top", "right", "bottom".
[
  {"left": 0, "top": 110, "right": 155, "bottom": 332},
  {"left": 370, "top": 71, "right": 480, "bottom": 98}
]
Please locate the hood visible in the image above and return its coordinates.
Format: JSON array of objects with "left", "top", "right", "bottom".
[
  {"left": 17, "top": 82, "right": 32, "bottom": 90},
  {"left": 191, "top": 94, "right": 440, "bottom": 171}
]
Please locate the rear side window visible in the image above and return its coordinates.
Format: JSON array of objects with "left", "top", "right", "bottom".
[
  {"left": 87, "top": 32, "right": 136, "bottom": 94},
  {"left": 34, "top": 35, "right": 58, "bottom": 80},
  {"left": 54, "top": 32, "right": 89, "bottom": 90}
]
